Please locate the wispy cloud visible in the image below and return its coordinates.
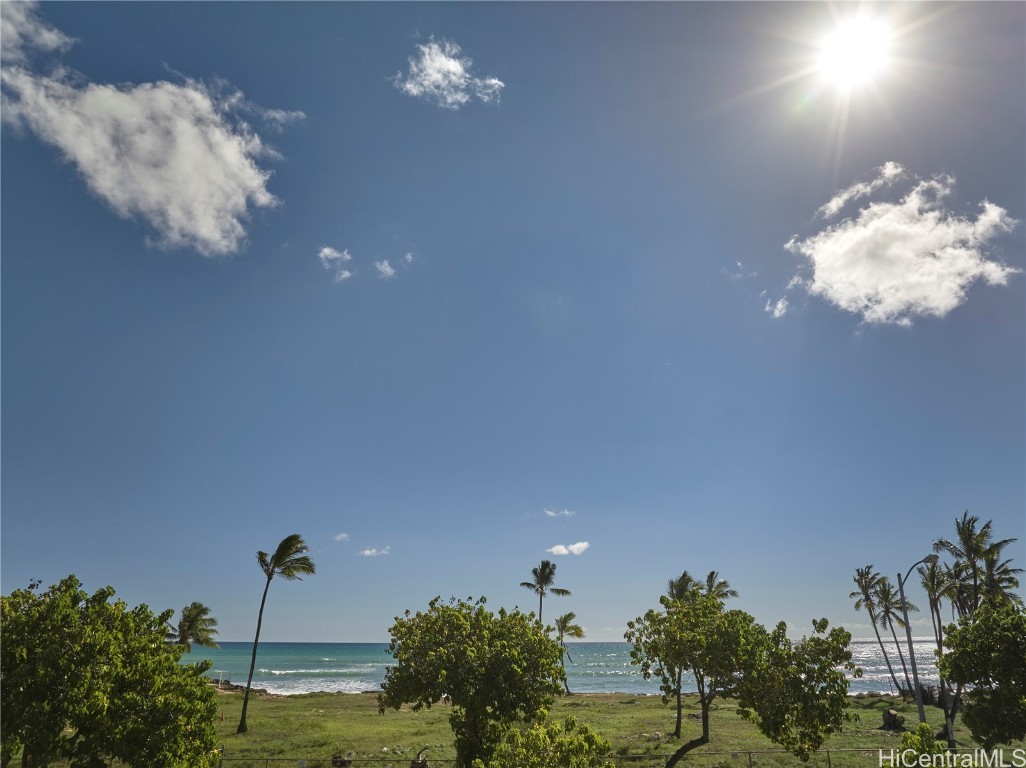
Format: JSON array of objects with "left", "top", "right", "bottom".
[
  {"left": 319, "top": 246, "right": 354, "bottom": 282},
  {"left": 394, "top": 38, "right": 504, "bottom": 110},
  {"left": 818, "top": 161, "right": 905, "bottom": 219},
  {"left": 358, "top": 546, "right": 390, "bottom": 557},
  {"left": 334, "top": 532, "right": 349, "bottom": 542},
  {"left": 547, "top": 541, "right": 590, "bottom": 556},
  {"left": 0, "top": 1, "right": 73, "bottom": 65},
  {"left": 1, "top": 3, "right": 297, "bottom": 257},
  {"left": 375, "top": 260, "right": 396, "bottom": 279},
  {"left": 403, "top": 251, "right": 414, "bottom": 264},
  {"left": 784, "top": 166, "right": 1018, "bottom": 326},
  {"left": 544, "top": 508, "right": 576, "bottom": 518}
]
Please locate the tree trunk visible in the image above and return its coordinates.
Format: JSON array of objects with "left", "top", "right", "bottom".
[
  {"left": 538, "top": 593, "right": 543, "bottom": 625},
  {"left": 238, "top": 576, "right": 272, "bottom": 734},
  {"left": 666, "top": 695, "right": 710, "bottom": 768},
  {"left": 889, "top": 623, "right": 913, "bottom": 696},
  {"left": 560, "top": 649, "right": 571, "bottom": 694},
  {"left": 869, "top": 609, "right": 903, "bottom": 694},
  {"left": 673, "top": 669, "right": 683, "bottom": 739}
]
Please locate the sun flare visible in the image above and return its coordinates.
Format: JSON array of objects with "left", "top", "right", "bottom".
[{"left": 817, "top": 17, "right": 892, "bottom": 90}]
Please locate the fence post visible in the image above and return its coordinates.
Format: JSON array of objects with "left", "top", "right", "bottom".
[
  {"left": 827, "top": 751, "right": 832, "bottom": 768},
  {"left": 748, "top": 752, "right": 753, "bottom": 768}
]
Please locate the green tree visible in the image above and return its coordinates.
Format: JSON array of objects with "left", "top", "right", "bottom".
[
  {"left": 934, "top": 511, "right": 1018, "bottom": 618},
  {"left": 520, "top": 560, "right": 571, "bottom": 625},
  {"left": 378, "top": 596, "right": 565, "bottom": 768},
  {"left": 626, "top": 591, "right": 762, "bottom": 754},
  {"left": 238, "top": 533, "right": 316, "bottom": 734},
  {"left": 736, "top": 619, "right": 860, "bottom": 761},
  {"left": 1, "top": 576, "right": 217, "bottom": 768},
  {"left": 553, "top": 612, "right": 585, "bottom": 693},
  {"left": 938, "top": 601, "right": 1026, "bottom": 748},
  {"left": 470, "top": 716, "right": 614, "bottom": 768},
  {"left": 850, "top": 565, "right": 903, "bottom": 694},
  {"left": 168, "top": 601, "right": 220, "bottom": 651},
  {"left": 666, "top": 570, "right": 737, "bottom": 602}
]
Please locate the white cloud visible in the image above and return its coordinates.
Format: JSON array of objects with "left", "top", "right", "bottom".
[
  {"left": 786, "top": 168, "right": 1018, "bottom": 326},
  {"left": 334, "top": 532, "right": 349, "bottom": 542},
  {"left": 358, "top": 546, "right": 390, "bottom": 557},
  {"left": 375, "top": 260, "right": 396, "bottom": 279},
  {"left": 544, "top": 508, "right": 576, "bottom": 518},
  {"left": 394, "top": 38, "right": 504, "bottom": 110},
  {"left": 403, "top": 251, "right": 414, "bottom": 264},
  {"left": 0, "top": 1, "right": 73, "bottom": 64},
  {"left": 764, "top": 297, "right": 788, "bottom": 319},
  {"left": 1, "top": 6, "right": 297, "bottom": 257},
  {"left": 818, "top": 161, "right": 906, "bottom": 219},
  {"left": 547, "top": 541, "right": 590, "bottom": 556},
  {"left": 319, "top": 246, "right": 354, "bottom": 282}
]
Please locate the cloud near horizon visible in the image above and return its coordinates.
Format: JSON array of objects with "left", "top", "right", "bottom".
[
  {"left": 780, "top": 164, "right": 1018, "bottom": 326},
  {"left": 1, "top": 3, "right": 300, "bottom": 257},
  {"left": 547, "top": 541, "right": 589, "bottom": 556},
  {"left": 394, "top": 38, "right": 504, "bottom": 110},
  {"left": 358, "top": 545, "right": 390, "bottom": 557}
]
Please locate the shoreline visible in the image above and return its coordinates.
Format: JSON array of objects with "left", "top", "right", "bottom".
[{"left": 206, "top": 680, "right": 907, "bottom": 701}]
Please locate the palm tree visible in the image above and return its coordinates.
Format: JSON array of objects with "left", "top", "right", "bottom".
[
  {"left": 702, "top": 570, "right": 739, "bottom": 601},
  {"left": 934, "top": 511, "right": 1017, "bottom": 616},
  {"left": 850, "top": 565, "right": 903, "bottom": 694},
  {"left": 981, "top": 545, "right": 1023, "bottom": 607},
  {"left": 237, "top": 534, "right": 316, "bottom": 734},
  {"left": 520, "top": 560, "right": 571, "bottom": 625},
  {"left": 553, "top": 612, "right": 585, "bottom": 693},
  {"left": 919, "top": 560, "right": 957, "bottom": 747},
  {"left": 874, "top": 577, "right": 917, "bottom": 697},
  {"left": 667, "top": 570, "right": 737, "bottom": 602},
  {"left": 167, "top": 601, "right": 219, "bottom": 652}
]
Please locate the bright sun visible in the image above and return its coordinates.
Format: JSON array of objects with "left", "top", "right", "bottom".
[{"left": 816, "top": 17, "right": 892, "bottom": 90}]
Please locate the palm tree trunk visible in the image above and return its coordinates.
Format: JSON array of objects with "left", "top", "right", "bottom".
[
  {"left": 238, "top": 576, "right": 272, "bottom": 734},
  {"left": 888, "top": 622, "right": 913, "bottom": 697},
  {"left": 560, "top": 647, "right": 570, "bottom": 694},
  {"left": 674, "top": 668, "right": 683, "bottom": 738},
  {"left": 869, "top": 609, "right": 903, "bottom": 694},
  {"left": 538, "top": 593, "right": 543, "bottom": 625}
]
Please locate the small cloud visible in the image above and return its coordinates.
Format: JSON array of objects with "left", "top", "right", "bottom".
[
  {"left": 786, "top": 166, "right": 1018, "bottom": 326},
  {"left": 394, "top": 38, "right": 504, "bottom": 110},
  {"left": 544, "top": 509, "right": 576, "bottom": 518},
  {"left": 403, "top": 251, "right": 414, "bottom": 264},
  {"left": 358, "top": 546, "right": 390, "bottom": 557},
  {"left": 375, "top": 260, "right": 396, "bottom": 279},
  {"left": 334, "top": 532, "right": 349, "bottom": 542},
  {"left": 319, "top": 246, "right": 354, "bottom": 282},
  {"left": 764, "top": 297, "right": 788, "bottom": 319},
  {"left": 547, "top": 541, "right": 590, "bottom": 556}
]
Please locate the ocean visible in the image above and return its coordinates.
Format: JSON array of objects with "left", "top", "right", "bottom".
[{"left": 182, "top": 639, "right": 942, "bottom": 697}]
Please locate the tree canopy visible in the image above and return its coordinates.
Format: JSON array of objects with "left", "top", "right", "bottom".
[
  {"left": 379, "top": 596, "right": 565, "bottom": 768},
  {"left": 938, "top": 601, "right": 1026, "bottom": 748},
  {"left": 470, "top": 716, "right": 614, "bottom": 768},
  {"left": 1, "top": 576, "right": 217, "bottom": 768},
  {"left": 627, "top": 592, "right": 857, "bottom": 768}
]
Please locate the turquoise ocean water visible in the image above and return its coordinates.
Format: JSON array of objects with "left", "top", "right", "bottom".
[{"left": 183, "top": 639, "right": 941, "bottom": 696}]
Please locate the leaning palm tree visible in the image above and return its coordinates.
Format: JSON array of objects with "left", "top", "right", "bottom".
[
  {"left": 553, "top": 612, "right": 585, "bottom": 693},
  {"left": 874, "top": 577, "right": 917, "bottom": 697},
  {"left": 850, "top": 565, "right": 903, "bottom": 694},
  {"left": 167, "top": 601, "right": 219, "bottom": 651},
  {"left": 237, "top": 534, "right": 316, "bottom": 734},
  {"left": 520, "top": 560, "right": 571, "bottom": 625}
]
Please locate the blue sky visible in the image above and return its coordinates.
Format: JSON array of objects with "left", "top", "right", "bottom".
[{"left": 2, "top": 2, "right": 1023, "bottom": 643}]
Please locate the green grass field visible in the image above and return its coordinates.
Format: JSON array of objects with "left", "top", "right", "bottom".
[{"left": 211, "top": 689, "right": 1021, "bottom": 767}]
